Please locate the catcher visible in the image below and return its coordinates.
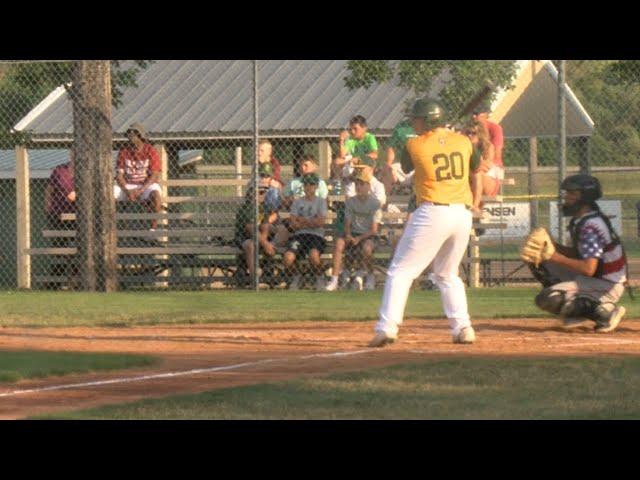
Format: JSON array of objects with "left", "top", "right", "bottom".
[{"left": 520, "top": 174, "right": 629, "bottom": 333}]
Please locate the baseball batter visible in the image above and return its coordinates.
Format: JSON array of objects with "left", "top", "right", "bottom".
[{"left": 369, "top": 98, "right": 481, "bottom": 347}]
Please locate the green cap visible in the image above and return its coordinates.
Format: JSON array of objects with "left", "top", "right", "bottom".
[
  {"left": 301, "top": 173, "right": 320, "bottom": 185},
  {"left": 259, "top": 162, "right": 273, "bottom": 177}
]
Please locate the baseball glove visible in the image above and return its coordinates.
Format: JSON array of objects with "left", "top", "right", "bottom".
[{"left": 520, "top": 227, "right": 556, "bottom": 267}]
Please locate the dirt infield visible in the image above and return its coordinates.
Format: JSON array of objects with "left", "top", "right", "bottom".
[{"left": 1, "top": 318, "right": 640, "bottom": 419}]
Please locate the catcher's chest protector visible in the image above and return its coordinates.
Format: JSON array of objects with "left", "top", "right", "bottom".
[{"left": 568, "top": 210, "right": 629, "bottom": 284}]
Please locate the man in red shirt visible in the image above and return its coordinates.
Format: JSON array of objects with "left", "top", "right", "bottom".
[{"left": 114, "top": 123, "right": 163, "bottom": 230}]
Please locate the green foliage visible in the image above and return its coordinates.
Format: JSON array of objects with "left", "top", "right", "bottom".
[
  {"left": 344, "top": 60, "right": 519, "bottom": 117},
  {"left": 109, "top": 60, "right": 154, "bottom": 108},
  {"left": 0, "top": 60, "right": 154, "bottom": 147},
  {"left": 604, "top": 60, "right": 640, "bottom": 84},
  {"left": 564, "top": 60, "right": 640, "bottom": 166}
]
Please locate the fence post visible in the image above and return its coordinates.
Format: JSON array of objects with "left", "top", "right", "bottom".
[
  {"left": 16, "top": 146, "right": 31, "bottom": 289},
  {"left": 318, "top": 140, "right": 331, "bottom": 180},
  {"left": 154, "top": 143, "right": 169, "bottom": 288},
  {"left": 253, "top": 60, "right": 259, "bottom": 292},
  {"left": 528, "top": 136, "right": 538, "bottom": 229},
  {"left": 157, "top": 143, "right": 168, "bottom": 202},
  {"left": 579, "top": 137, "right": 591, "bottom": 175},
  {"left": 558, "top": 60, "right": 567, "bottom": 245},
  {"left": 235, "top": 146, "right": 243, "bottom": 197}
]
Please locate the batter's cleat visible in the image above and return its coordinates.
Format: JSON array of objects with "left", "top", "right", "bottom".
[
  {"left": 594, "top": 306, "right": 626, "bottom": 334},
  {"left": 368, "top": 331, "right": 397, "bottom": 348},
  {"left": 364, "top": 273, "right": 376, "bottom": 291},
  {"left": 353, "top": 276, "right": 364, "bottom": 291},
  {"left": 453, "top": 326, "right": 476, "bottom": 344},
  {"left": 324, "top": 277, "right": 339, "bottom": 292},
  {"left": 288, "top": 275, "right": 301, "bottom": 291}
]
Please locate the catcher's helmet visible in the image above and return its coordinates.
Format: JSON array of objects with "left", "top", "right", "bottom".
[
  {"left": 410, "top": 98, "right": 447, "bottom": 130},
  {"left": 561, "top": 174, "right": 602, "bottom": 203}
]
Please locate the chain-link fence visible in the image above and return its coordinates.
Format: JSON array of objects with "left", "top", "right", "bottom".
[{"left": 1, "top": 60, "right": 639, "bottom": 291}]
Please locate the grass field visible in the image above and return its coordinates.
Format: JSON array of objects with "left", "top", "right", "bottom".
[
  {"left": 1, "top": 288, "right": 637, "bottom": 327},
  {"left": 0, "top": 350, "right": 157, "bottom": 383},
  {"left": 38, "top": 356, "right": 640, "bottom": 419}
]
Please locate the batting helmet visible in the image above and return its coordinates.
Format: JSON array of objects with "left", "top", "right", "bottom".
[{"left": 410, "top": 98, "right": 447, "bottom": 130}]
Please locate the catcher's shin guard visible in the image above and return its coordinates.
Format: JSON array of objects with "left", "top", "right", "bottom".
[
  {"left": 534, "top": 288, "right": 565, "bottom": 315},
  {"left": 558, "top": 294, "right": 614, "bottom": 324}
]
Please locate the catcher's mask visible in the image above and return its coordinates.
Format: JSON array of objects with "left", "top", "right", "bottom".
[{"left": 561, "top": 174, "right": 602, "bottom": 216}]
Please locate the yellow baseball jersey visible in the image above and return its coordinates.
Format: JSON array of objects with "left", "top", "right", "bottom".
[{"left": 406, "top": 128, "right": 473, "bottom": 207}]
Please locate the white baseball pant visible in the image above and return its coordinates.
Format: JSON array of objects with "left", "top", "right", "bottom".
[
  {"left": 376, "top": 202, "right": 473, "bottom": 337},
  {"left": 114, "top": 183, "right": 161, "bottom": 202}
]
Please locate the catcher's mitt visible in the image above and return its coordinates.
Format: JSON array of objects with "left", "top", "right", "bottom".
[{"left": 520, "top": 227, "right": 556, "bottom": 267}]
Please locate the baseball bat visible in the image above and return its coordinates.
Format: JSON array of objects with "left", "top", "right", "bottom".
[{"left": 453, "top": 80, "right": 495, "bottom": 123}]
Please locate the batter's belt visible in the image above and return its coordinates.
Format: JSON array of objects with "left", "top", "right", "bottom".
[{"left": 421, "top": 201, "right": 472, "bottom": 210}]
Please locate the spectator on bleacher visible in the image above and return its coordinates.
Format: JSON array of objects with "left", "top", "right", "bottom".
[
  {"left": 114, "top": 123, "right": 163, "bottom": 230},
  {"left": 45, "top": 147, "right": 76, "bottom": 227},
  {"left": 44, "top": 147, "right": 77, "bottom": 288},
  {"left": 257, "top": 162, "right": 281, "bottom": 213},
  {"left": 258, "top": 139, "right": 283, "bottom": 187},
  {"left": 282, "top": 154, "right": 328, "bottom": 208},
  {"left": 325, "top": 167, "right": 382, "bottom": 291},
  {"left": 234, "top": 177, "right": 280, "bottom": 285},
  {"left": 471, "top": 102, "right": 505, "bottom": 194},
  {"left": 283, "top": 173, "right": 328, "bottom": 291},
  {"left": 329, "top": 164, "right": 386, "bottom": 290},
  {"left": 465, "top": 120, "right": 500, "bottom": 213},
  {"left": 275, "top": 155, "right": 328, "bottom": 250},
  {"left": 379, "top": 118, "right": 417, "bottom": 196},
  {"left": 335, "top": 115, "right": 379, "bottom": 190}
]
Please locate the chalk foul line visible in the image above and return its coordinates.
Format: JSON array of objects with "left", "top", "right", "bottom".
[{"left": 0, "top": 349, "right": 372, "bottom": 398}]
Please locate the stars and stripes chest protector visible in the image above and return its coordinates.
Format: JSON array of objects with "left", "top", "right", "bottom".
[{"left": 569, "top": 211, "right": 627, "bottom": 284}]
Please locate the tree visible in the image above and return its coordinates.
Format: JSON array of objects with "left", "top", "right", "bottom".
[
  {"left": 565, "top": 60, "right": 640, "bottom": 166},
  {"left": 0, "top": 60, "right": 153, "bottom": 147},
  {"left": 71, "top": 61, "right": 118, "bottom": 292},
  {"left": 344, "top": 60, "right": 519, "bottom": 117}
]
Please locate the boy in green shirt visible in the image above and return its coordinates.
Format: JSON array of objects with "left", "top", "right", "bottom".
[{"left": 336, "top": 115, "right": 379, "bottom": 174}]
